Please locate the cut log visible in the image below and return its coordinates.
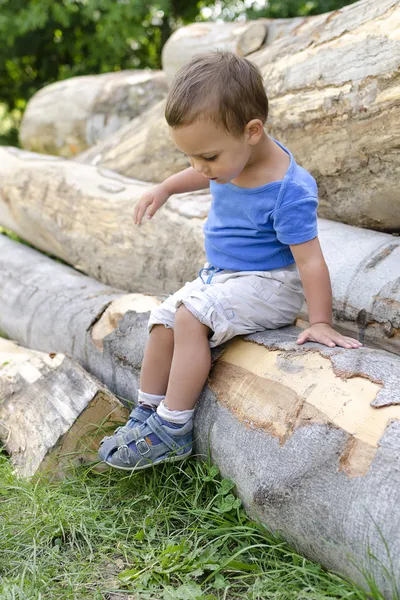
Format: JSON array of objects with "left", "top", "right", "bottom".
[
  {"left": 0, "top": 147, "right": 207, "bottom": 295},
  {"left": 195, "top": 331, "right": 400, "bottom": 599},
  {"left": 0, "top": 238, "right": 399, "bottom": 596},
  {"left": 0, "top": 153, "right": 398, "bottom": 353},
  {"left": 251, "top": 0, "right": 400, "bottom": 232},
  {"left": 78, "top": 0, "right": 400, "bottom": 231},
  {"left": 0, "top": 234, "right": 160, "bottom": 400},
  {"left": 0, "top": 339, "right": 128, "bottom": 478},
  {"left": 161, "top": 17, "right": 325, "bottom": 84},
  {"left": 19, "top": 70, "right": 168, "bottom": 157},
  {"left": 162, "top": 21, "right": 268, "bottom": 84},
  {"left": 76, "top": 100, "right": 189, "bottom": 182},
  {"left": 303, "top": 219, "right": 400, "bottom": 355}
]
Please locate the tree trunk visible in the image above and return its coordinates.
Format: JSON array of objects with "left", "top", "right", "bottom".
[
  {"left": 0, "top": 235, "right": 159, "bottom": 401},
  {"left": 19, "top": 71, "right": 168, "bottom": 158},
  {"left": 251, "top": 0, "right": 400, "bottom": 232},
  {"left": 0, "top": 152, "right": 398, "bottom": 353},
  {"left": 0, "top": 147, "right": 207, "bottom": 295},
  {"left": 78, "top": 0, "right": 400, "bottom": 232},
  {"left": 76, "top": 100, "right": 190, "bottom": 182},
  {"left": 0, "top": 339, "right": 128, "bottom": 478},
  {"left": 0, "top": 236, "right": 399, "bottom": 596}
]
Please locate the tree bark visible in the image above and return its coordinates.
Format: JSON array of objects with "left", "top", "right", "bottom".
[
  {"left": 0, "top": 339, "right": 128, "bottom": 478},
  {"left": 0, "top": 151, "right": 398, "bottom": 353},
  {"left": 78, "top": 0, "right": 400, "bottom": 232},
  {"left": 20, "top": 70, "right": 168, "bottom": 158},
  {"left": 0, "top": 236, "right": 399, "bottom": 596}
]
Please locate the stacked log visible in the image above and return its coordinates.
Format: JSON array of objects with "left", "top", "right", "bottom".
[
  {"left": 0, "top": 151, "right": 398, "bottom": 354},
  {"left": 0, "top": 339, "right": 128, "bottom": 478},
  {"left": 76, "top": 0, "right": 400, "bottom": 232},
  {"left": 161, "top": 21, "right": 269, "bottom": 84},
  {"left": 77, "top": 100, "right": 190, "bottom": 182},
  {"left": 2, "top": 0, "right": 400, "bottom": 595},
  {"left": 0, "top": 236, "right": 399, "bottom": 596},
  {"left": 0, "top": 147, "right": 206, "bottom": 295},
  {"left": 20, "top": 70, "right": 168, "bottom": 157}
]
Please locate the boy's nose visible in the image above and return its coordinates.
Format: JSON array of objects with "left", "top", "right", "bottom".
[{"left": 192, "top": 159, "right": 207, "bottom": 175}]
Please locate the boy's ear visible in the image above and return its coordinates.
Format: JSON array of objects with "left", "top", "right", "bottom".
[{"left": 245, "top": 119, "right": 264, "bottom": 144}]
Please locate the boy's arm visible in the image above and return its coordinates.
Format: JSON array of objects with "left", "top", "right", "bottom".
[
  {"left": 290, "top": 238, "right": 362, "bottom": 349},
  {"left": 163, "top": 167, "right": 210, "bottom": 195},
  {"left": 134, "top": 167, "right": 209, "bottom": 225}
]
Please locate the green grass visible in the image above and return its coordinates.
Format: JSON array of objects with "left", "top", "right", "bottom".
[{"left": 0, "top": 452, "right": 385, "bottom": 600}]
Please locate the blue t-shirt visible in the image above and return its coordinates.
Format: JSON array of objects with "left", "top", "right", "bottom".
[{"left": 203, "top": 140, "right": 318, "bottom": 271}]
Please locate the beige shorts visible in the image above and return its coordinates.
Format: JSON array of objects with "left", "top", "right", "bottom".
[{"left": 148, "top": 263, "right": 304, "bottom": 347}]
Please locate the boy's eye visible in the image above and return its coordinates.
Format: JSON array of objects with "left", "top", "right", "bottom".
[{"left": 204, "top": 156, "right": 217, "bottom": 162}]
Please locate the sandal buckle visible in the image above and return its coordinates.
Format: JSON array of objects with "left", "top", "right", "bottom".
[{"left": 136, "top": 438, "right": 151, "bottom": 456}]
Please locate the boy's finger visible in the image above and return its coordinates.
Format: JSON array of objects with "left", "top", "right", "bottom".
[
  {"left": 296, "top": 331, "right": 309, "bottom": 344},
  {"left": 147, "top": 206, "right": 156, "bottom": 219},
  {"left": 135, "top": 200, "right": 151, "bottom": 225}
]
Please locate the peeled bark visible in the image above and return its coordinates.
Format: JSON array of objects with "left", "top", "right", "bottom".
[
  {"left": 78, "top": 0, "right": 400, "bottom": 231},
  {"left": 0, "top": 236, "right": 399, "bottom": 596},
  {"left": 0, "top": 149, "right": 399, "bottom": 353},
  {"left": 0, "top": 339, "right": 128, "bottom": 478},
  {"left": 20, "top": 70, "right": 168, "bottom": 157}
]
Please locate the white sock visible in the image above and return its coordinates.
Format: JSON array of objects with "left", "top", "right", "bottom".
[
  {"left": 157, "top": 400, "right": 194, "bottom": 425},
  {"left": 138, "top": 389, "right": 165, "bottom": 409}
]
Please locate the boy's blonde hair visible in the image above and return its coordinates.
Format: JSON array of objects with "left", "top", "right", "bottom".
[{"left": 165, "top": 51, "right": 268, "bottom": 137}]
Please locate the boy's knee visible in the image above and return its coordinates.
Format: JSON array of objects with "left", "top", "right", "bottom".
[{"left": 175, "top": 304, "right": 210, "bottom": 335}]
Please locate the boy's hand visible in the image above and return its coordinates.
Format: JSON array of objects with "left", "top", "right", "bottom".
[
  {"left": 133, "top": 184, "right": 170, "bottom": 225},
  {"left": 296, "top": 323, "right": 362, "bottom": 349}
]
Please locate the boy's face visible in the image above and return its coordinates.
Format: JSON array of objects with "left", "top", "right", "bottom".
[{"left": 170, "top": 118, "right": 252, "bottom": 184}]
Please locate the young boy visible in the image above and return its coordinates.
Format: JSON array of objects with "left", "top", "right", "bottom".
[{"left": 99, "top": 51, "right": 361, "bottom": 470}]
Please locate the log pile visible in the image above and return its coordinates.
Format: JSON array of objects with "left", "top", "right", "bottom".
[
  {"left": 0, "top": 236, "right": 399, "bottom": 596},
  {"left": 20, "top": 70, "right": 168, "bottom": 157},
  {"left": 1, "top": 0, "right": 400, "bottom": 596},
  {"left": 75, "top": 0, "right": 400, "bottom": 232},
  {"left": 0, "top": 154, "right": 398, "bottom": 353}
]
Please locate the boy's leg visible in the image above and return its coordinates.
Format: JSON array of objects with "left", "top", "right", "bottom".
[
  {"left": 163, "top": 305, "right": 211, "bottom": 411},
  {"left": 98, "top": 306, "right": 211, "bottom": 470},
  {"left": 140, "top": 324, "right": 174, "bottom": 396}
]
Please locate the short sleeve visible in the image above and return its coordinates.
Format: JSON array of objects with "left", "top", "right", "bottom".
[{"left": 273, "top": 189, "right": 318, "bottom": 245}]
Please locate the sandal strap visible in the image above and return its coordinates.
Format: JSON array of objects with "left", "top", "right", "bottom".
[
  {"left": 128, "top": 406, "right": 151, "bottom": 423},
  {"left": 144, "top": 413, "right": 182, "bottom": 453}
]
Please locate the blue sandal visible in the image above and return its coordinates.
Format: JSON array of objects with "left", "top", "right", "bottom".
[
  {"left": 98, "top": 412, "right": 193, "bottom": 471},
  {"left": 99, "top": 404, "right": 154, "bottom": 446}
]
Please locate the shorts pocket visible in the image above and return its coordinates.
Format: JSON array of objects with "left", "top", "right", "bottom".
[
  {"left": 245, "top": 275, "right": 283, "bottom": 303},
  {"left": 205, "top": 288, "right": 235, "bottom": 321}
]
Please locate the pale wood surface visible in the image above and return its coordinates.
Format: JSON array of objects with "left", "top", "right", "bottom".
[
  {"left": 162, "top": 20, "right": 268, "bottom": 84},
  {"left": 0, "top": 147, "right": 207, "bottom": 295},
  {"left": 0, "top": 339, "right": 128, "bottom": 477},
  {"left": 20, "top": 70, "right": 168, "bottom": 157}
]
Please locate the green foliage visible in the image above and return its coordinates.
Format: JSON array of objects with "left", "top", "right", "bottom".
[{"left": 241, "top": 0, "right": 356, "bottom": 19}]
